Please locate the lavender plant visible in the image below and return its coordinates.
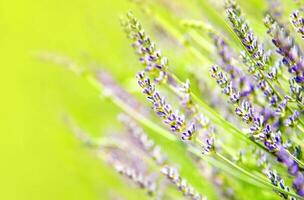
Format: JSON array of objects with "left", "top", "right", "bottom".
[{"left": 41, "top": 0, "right": 304, "bottom": 199}]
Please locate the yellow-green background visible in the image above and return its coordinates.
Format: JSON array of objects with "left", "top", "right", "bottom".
[
  {"left": 0, "top": 0, "right": 143, "bottom": 199},
  {"left": 1, "top": 0, "right": 300, "bottom": 199}
]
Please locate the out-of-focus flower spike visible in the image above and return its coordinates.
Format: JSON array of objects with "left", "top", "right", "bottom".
[
  {"left": 291, "top": 9, "right": 304, "bottom": 39},
  {"left": 115, "top": 163, "right": 157, "bottom": 196},
  {"left": 210, "top": 33, "right": 256, "bottom": 100},
  {"left": 64, "top": 116, "right": 165, "bottom": 194},
  {"left": 289, "top": 77, "right": 304, "bottom": 103},
  {"left": 38, "top": 52, "right": 150, "bottom": 115},
  {"left": 265, "top": 13, "right": 304, "bottom": 88},
  {"left": 266, "top": 0, "right": 284, "bottom": 20},
  {"left": 284, "top": 110, "right": 300, "bottom": 127},
  {"left": 37, "top": 52, "right": 84, "bottom": 75},
  {"left": 210, "top": 33, "right": 233, "bottom": 66},
  {"left": 178, "top": 79, "right": 196, "bottom": 114},
  {"left": 293, "top": 173, "right": 304, "bottom": 197},
  {"left": 118, "top": 113, "right": 168, "bottom": 165},
  {"left": 63, "top": 116, "right": 95, "bottom": 147},
  {"left": 97, "top": 70, "right": 149, "bottom": 115},
  {"left": 276, "top": 147, "right": 304, "bottom": 196},
  {"left": 161, "top": 166, "right": 207, "bottom": 200},
  {"left": 226, "top": 0, "right": 270, "bottom": 70},
  {"left": 275, "top": 95, "right": 291, "bottom": 117}
]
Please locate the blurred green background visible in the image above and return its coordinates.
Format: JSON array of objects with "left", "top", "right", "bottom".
[
  {"left": 1, "top": 0, "right": 300, "bottom": 199},
  {"left": 0, "top": 0, "right": 142, "bottom": 199}
]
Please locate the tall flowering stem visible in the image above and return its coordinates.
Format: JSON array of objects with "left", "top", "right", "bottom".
[
  {"left": 210, "top": 33, "right": 255, "bottom": 99},
  {"left": 210, "top": 64, "right": 304, "bottom": 197},
  {"left": 118, "top": 113, "right": 168, "bottom": 165},
  {"left": 122, "top": 12, "right": 279, "bottom": 155},
  {"left": 264, "top": 14, "right": 304, "bottom": 101},
  {"left": 41, "top": 1, "right": 304, "bottom": 198},
  {"left": 121, "top": 12, "right": 169, "bottom": 84},
  {"left": 225, "top": 0, "right": 304, "bottom": 140},
  {"left": 43, "top": 52, "right": 304, "bottom": 199},
  {"left": 291, "top": 10, "right": 304, "bottom": 39},
  {"left": 225, "top": 0, "right": 284, "bottom": 108},
  {"left": 136, "top": 71, "right": 197, "bottom": 141},
  {"left": 263, "top": 14, "right": 304, "bottom": 137},
  {"left": 226, "top": 1, "right": 271, "bottom": 70},
  {"left": 210, "top": 65, "right": 281, "bottom": 152},
  {"left": 122, "top": 12, "right": 220, "bottom": 149}
]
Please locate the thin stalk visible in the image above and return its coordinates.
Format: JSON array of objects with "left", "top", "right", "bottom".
[
  {"left": 187, "top": 29, "right": 213, "bottom": 54},
  {"left": 221, "top": 10, "right": 304, "bottom": 129},
  {"left": 85, "top": 73, "right": 177, "bottom": 142},
  {"left": 132, "top": 9, "right": 304, "bottom": 168},
  {"left": 188, "top": 144, "right": 304, "bottom": 200},
  {"left": 76, "top": 69, "right": 303, "bottom": 199},
  {"left": 215, "top": 152, "right": 304, "bottom": 200}
]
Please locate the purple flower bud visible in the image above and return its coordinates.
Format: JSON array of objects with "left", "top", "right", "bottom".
[
  {"left": 295, "top": 75, "right": 304, "bottom": 83},
  {"left": 293, "top": 173, "right": 304, "bottom": 196}
]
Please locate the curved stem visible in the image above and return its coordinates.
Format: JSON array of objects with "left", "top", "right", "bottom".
[
  {"left": 147, "top": 9, "right": 304, "bottom": 166},
  {"left": 85, "top": 74, "right": 177, "bottom": 142},
  {"left": 76, "top": 70, "right": 303, "bottom": 199},
  {"left": 188, "top": 143, "right": 304, "bottom": 200}
]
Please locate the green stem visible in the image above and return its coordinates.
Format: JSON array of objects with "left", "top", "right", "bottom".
[
  {"left": 187, "top": 144, "right": 304, "bottom": 200},
  {"left": 214, "top": 152, "right": 304, "bottom": 200},
  {"left": 85, "top": 73, "right": 177, "bottom": 142},
  {"left": 138, "top": 9, "right": 304, "bottom": 168},
  {"left": 80, "top": 70, "right": 303, "bottom": 199},
  {"left": 222, "top": 8, "right": 304, "bottom": 130}
]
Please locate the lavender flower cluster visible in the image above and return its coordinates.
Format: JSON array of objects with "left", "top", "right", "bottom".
[
  {"left": 136, "top": 71, "right": 196, "bottom": 140},
  {"left": 115, "top": 164, "right": 157, "bottom": 196},
  {"left": 52, "top": 0, "right": 304, "bottom": 199},
  {"left": 210, "top": 65, "right": 281, "bottom": 152}
]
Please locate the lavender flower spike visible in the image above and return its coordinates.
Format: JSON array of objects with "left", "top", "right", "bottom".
[
  {"left": 122, "top": 12, "right": 169, "bottom": 83},
  {"left": 136, "top": 71, "right": 196, "bottom": 140},
  {"left": 276, "top": 147, "right": 304, "bottom": 196},
  {"left": 226, "top": 0, "right": 270, "bottom": 70},
  {"left": 291, "top": 9, "right": 304, "bottom": 39},
  {"left": 266, "top": 170, "right": 296, "bottom": 200},
  {"left": 161, "top": 166, "right": 207, "bottom": 200},
  {"left": 119, "top": 113, "right": 167, "bottom": 165},
  {"left": 265, "top": 14, "right": 304, "bottom": 85}
]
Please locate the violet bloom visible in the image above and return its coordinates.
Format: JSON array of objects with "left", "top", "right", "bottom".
[
  {"left": 276, "top": 147, "right": 304, "bottom": 196},
  {"left": 265, "top": 14, "right": 304, "bottom": 84},
  {"left": 291, "top": 10, "right": 304, "bottom": 39},
  {"left": 161, "top": 166, "right": 207, "bottom": 200},
  {"left": 211, "top": 33, "right": 255, "bottom": 98},
  {"left": 137, "top": 71, "right": 196, "bottom": 140},
  {"left": 293, "top": 173, "right": 304, "bottom": 196},
  {"left": 122, "top": 12, "right": 168, "bottom": 83},
  {"left": 226, "top": 1, "right": 270, "bottom": 70}
]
